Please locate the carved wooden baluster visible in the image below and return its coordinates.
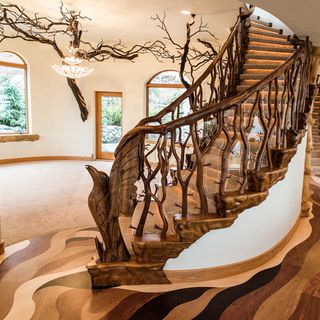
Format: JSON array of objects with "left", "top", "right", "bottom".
[
  {"left": 290, "top": 62, "right": 301, "bottom": 131},
  {"left": 136, "top": 136, "right": 163, "bottom": 237},
  {"left": 268, "top": 80, "right": 278, "bottom": 162},
  {"left": 218, "top": 56, "right": 225, "bottom": 101},
  {"left": 152, "top": 135, "right": 169, "bottom": 240},
  {"left": 254, "top": 92, "right": 268, "bottom": 171},
  {"left": 171, "top": 129, "right": 196, "bottom": 217},
  {"left": 283, "top": 69, "right": 291, "bottom": 147},
  {"left": 136, "top": 140, "right": 152, "bottom": 237},
  {"left": 190, "top": 122, "right": 208, "bottom": 215},
  {"left": 202, "top": 112, "right": 223, "bottom": 154},
  {"left": 239, "top": 103, "right": 249, "bottom": 193},
  {"left": 209, "top": 67, "right": 218, "bottom": 104},
  {"left": 220, "top": 106, "right": 238, "bottom": 195},
  {"left": 274, "top": 77, "right": 282, "bottom": 149},
  {"left": 226, "top": 39, "right": 235, "bottom": 97}
]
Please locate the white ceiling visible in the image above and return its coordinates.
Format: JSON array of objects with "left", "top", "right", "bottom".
[
  {"left": 5, "top": 0, "right": 242, "bottom": 45},
  {"left": 3, "top": 0, "right": 320, "bottom": 47},
  {"left": 249, "top": 0, "right": 320, "bottom": 46}
]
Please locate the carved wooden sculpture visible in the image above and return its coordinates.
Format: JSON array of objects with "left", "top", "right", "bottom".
[
  {"left": 86, "top": 165, "right": 130, "bottom": 262},
  {"left": 85, "top": 8, "right": 313, "bottom": 287}
]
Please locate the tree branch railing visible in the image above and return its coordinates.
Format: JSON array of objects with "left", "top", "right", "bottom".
[
  {"left": 114, "top": 38, "right": 312, "bottom": 240},
  {"left": 133, "top": 8, "right": 254, "bottom": 130}
]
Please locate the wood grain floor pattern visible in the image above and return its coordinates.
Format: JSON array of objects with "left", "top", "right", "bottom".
[{"left": 0, "top": 181, "right": 320, "bottom": 319}]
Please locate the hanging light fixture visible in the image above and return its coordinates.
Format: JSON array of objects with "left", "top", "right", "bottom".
[{"left": 51, "top": 44, "right": 93, "bottom": 79}]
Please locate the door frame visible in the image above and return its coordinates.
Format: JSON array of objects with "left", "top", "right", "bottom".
[{"left": 95, "top": 91, "right": 123, "bottom": 160}]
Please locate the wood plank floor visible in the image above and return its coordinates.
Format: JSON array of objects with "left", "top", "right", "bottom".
[{"left": 1, "top": 179, "right": 319, "bottom": 319}]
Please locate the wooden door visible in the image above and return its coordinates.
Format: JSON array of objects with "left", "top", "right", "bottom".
[{"left": 96, "top": 91, "right": 122, "bottom": 160}]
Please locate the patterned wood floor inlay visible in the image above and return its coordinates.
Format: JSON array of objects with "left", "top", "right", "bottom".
[{"left": 1, "top": 180, "right": 320, "bottom": 319}]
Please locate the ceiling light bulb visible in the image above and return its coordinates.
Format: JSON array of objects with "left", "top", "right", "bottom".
[{"left": 181, "top": 10, "right": 191, "bottom": 15}]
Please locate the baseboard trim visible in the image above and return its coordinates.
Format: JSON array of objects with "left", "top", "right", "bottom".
[
  {"left": 164, "top": 212, "right": 311, "bottom": 283},
  {"left": 0, "top": 155, "right": 94, "bottom": 164},
  {"left": 0, "top": 240, "right": 4, "bottom": 255}
]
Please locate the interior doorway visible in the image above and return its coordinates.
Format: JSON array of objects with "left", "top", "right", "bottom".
[{"left": 96, "top": 91, "right": 122, "bottom": 160}]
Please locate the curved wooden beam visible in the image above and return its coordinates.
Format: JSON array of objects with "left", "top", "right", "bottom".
[{"left": 67, "top": 78, "right": 88, "bottom": 121}]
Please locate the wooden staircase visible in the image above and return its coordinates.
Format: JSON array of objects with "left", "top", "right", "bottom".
[
  {"left": 312, "top": 95, "right": 320, "bottom": 173},
  {"left": 237, "top": 16, "right": 294, "bottom": 93},
  {"left": 86, "top": 9, "right": 313, "bottom": 287}
]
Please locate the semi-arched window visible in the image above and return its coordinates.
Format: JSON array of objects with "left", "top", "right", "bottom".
[
  {"left": 146, "top": 70, "right": 190, "bottom": 122},
  {"left": 0, "top": 51, "right": 28, "bottom": 134}
]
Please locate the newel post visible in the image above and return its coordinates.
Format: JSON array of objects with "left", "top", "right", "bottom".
[{"left": 301, "top": 46, "right": 320, "bottom": 217}]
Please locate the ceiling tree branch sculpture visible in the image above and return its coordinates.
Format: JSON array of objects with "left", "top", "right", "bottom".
[
  {"left": 151, "top": 13, "right": 218, "bottom": 87},
  {"left": 0, "top": 2, "right": 173, "bottom": 121}
]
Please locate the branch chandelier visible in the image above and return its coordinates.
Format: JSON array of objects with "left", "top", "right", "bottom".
[{"left": 51, "top": 44, "right": 93, "bottom": 79}]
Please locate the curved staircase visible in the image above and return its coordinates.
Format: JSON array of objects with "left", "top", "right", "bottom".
[
  {"left": 86, "top": 8, "right": 313, "bottom": 287},
  {"left": 312, "top": 95, "right": 320, "bottom": 173}
]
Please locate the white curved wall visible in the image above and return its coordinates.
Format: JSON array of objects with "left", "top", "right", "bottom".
[{"left": 165, "top": 136, "right": 306, "bottom": 270}]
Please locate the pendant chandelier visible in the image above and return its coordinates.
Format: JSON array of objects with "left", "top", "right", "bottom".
[{"left": 51, "top": 45, "right": 93, "bottom": 79}]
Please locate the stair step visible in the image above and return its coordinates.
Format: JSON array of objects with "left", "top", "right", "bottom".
[
  {"left": 246, "top": 54, "right": 288, "bottom": 61},
  {"left": 248, "top": 36, "right": 290, "bottom": 46},
  {"left": 133, "top": 234, "right": 191, "bottom": 264},
  {"left": 243, "top": 65, "right": 280, "bottom": 76},
  {"left": 250, "top": 22, "right": 282, "bottom": 34},
  {"left": 249, "top": 29, "right": 290, "bottom": 40},
  {"left": 173, "top": 213, "right": 236, "bottom": 242},
  {"left": 240, "top": 79, "right": 285, "bottom": 86},
  {"left": 312, "top": 158, "right": 320, "bottom": 166},
  {"left": 251, "top": 17, "right": 272, "bottom": 27},
  {"left": 240, "top": 73, "right": 269, "bottom": 80},
  {"left": 250, "top": 26, "right": 280, "bottom": 36},
  {"left": 247, "top": 45, "right": 295, "bottom": 53}
]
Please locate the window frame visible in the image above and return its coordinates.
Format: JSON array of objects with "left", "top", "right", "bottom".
[
  {"left": 0, "top": 51, "right": 29, "bottom": 135},
  {"left": 95, "top": 91, "right": 123, "bottom": 160},
  {"left": 146, "top": 70, "right": 186, "bottom": 118}
]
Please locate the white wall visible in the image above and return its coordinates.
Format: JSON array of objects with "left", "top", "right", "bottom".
[
  {"left": 252, "top": 6, "right": 293, "bottom": 35},
  {"left": 0, "top": 40, "right": 179, "bottom": 160},
  {"left": 165, "top": 136, "right": 306, "bottom": 270}
]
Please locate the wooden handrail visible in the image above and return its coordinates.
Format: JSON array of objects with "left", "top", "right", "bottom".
[{"left": 116, "top": 42, "right": 309, "bottom": 150}]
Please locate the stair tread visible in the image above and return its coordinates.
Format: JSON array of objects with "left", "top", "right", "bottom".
[
  {"left": 248, "top": 45, "right": 295, "bottom": 53},
  {"left": 246, "top": 54, "right": 288, "bottom": 61},
  {"left": 249, "top": 29, "right": 290, "bottom": 39},
  {"left": 244, "top": 63, "right": 279, "bottom": 69},
  {"left": 248, "top": 36, "right": 290, "bottom": 46},
  {"left": 250, "top": 21, "right": 282, "bottom": 34}
]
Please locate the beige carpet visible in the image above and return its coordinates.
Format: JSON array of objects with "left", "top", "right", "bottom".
[{"left": 0, "top": 160, "right": 113, "bottom": 245}]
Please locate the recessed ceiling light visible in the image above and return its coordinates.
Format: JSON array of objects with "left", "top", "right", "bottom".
[{"left": 181, "top": 10, "right": 191, "bottom": 15}]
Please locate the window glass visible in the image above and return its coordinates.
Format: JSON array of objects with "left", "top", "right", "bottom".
[
  {"left": 0, "top": 52, "right": 28, "bottom": 134},
  {"left": 147, "top": 70, "right": 190, "bottom": 121}
]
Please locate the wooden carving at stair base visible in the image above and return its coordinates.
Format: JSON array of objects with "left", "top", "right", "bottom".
[
  {"left": 270, "top": 148, "right": 297, "bottom": 169},
  {"left": 173, "top": 213, "right": 237, "bottom": 242},
  {"left": 247, "top": 167, "right": 288, "bottom": 192},
  {"left": 86, "top": 165, "right": 130, "bottom": 262},
  {"left": 133, "top": 235, "right": 192, "bottom": 264},
  {"left": 214, "top": 191, "right": 269, "bottom": 218},
  {"left": 287, "top": 129, "right": 304, "bottom": 148},
  {"left": 87, "top": 259, "right": 169, "bottom": 288},
  {"left": 298, "top": 112, "right": 309, "bottom": 131}
]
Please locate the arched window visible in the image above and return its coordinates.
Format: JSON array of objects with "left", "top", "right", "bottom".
[
  {"left": 146, "top": 70, "right": 190, "bottom": 122},
  {"left": 0, "top": 51, "right": 28, "bottom": 134}
]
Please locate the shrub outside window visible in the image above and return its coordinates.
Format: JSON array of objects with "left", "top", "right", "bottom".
[
  {"left": 0, "top": 51, "right": 28, "bottom": 134},
  {"left": 146, "top": 70, "right": 190, "bottom": 124}
]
